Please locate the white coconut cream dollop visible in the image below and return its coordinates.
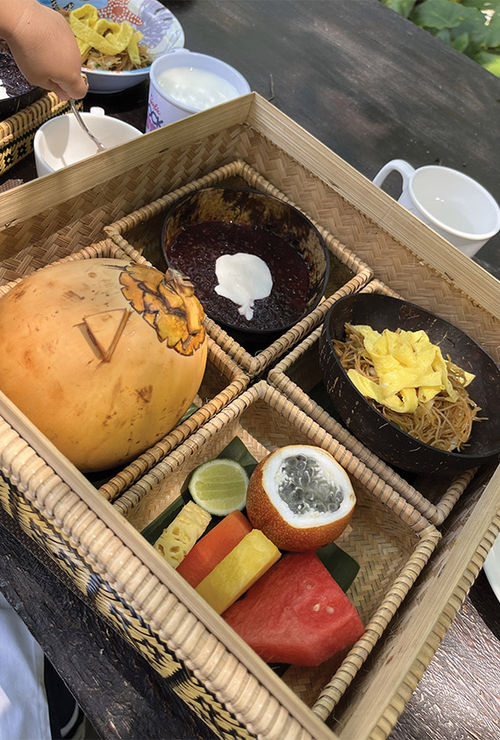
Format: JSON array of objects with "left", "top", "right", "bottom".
[{"left": 214, "top": 252, "right": 273, "bottom": 321}]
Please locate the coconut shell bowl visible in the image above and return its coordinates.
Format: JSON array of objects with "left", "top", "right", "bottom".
[
  {"left": 318, "top": 293, "right": 500, "bottom": 476},
  {"left": 161, "top": 187, "right": 329, "bottom": 348}
]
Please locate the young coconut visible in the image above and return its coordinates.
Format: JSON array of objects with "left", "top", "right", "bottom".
[
  {"left": 246, "top": 445, "right": 355, "bottom": 551},
  {"left": 0, "top": 259, "right": 207, "bottom": 472}
]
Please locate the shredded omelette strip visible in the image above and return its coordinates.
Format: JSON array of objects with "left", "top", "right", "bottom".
[
  {"left": 61, "top": 3, "right": 152, "bottom": 71},
  {"left": 333, "top": 324, "right": 483, "bottom": 452}
]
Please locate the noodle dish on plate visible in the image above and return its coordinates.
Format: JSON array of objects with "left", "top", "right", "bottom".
[
  {"left": 319, "top": 293, "right": 500, "bottom": 476},
  {"left": 39, "top": 0, "right": 184, "bottom": 93}
]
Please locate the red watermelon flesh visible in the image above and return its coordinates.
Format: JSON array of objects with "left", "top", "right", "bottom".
[{"left": 223, "top": 551, "right": 364, "bottom": 666}]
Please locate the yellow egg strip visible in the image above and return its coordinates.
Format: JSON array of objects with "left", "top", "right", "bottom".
[
  {"left": 348, "top": 325, "right": 474, "bottom": 414},
  {"left": 69, "top": 3, "right": 144, "bottom": 65}
]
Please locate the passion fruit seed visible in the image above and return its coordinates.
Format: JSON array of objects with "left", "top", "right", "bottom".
[{"left": 277, "top": 454, "right": 343, "bottom": 515}]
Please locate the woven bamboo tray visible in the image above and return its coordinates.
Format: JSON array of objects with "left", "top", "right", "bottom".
[
  {"left": 0, "top": 92, "right": 76, "bottom": 176},
  {"left": 0, "top": 237, "right": 249, "bottom": 502},
  {"left": 268, "top": 279, "right": 478, "bottom": 526},
  {"left": 0, "top": 379, "right": 440, "bottom": 740},
  {"left": 105, "top": 158, "right": 373, "bottom": 376},
  {"left": 0, "top": 93, "right": 498, "bottom": 738}
]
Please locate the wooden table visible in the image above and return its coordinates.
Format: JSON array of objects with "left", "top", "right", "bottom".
[{"left": 1, "top": 1, "right": 499, "bottom": 739}]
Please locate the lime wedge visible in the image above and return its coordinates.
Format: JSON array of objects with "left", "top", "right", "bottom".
[{"left": 188, "top": 458, "right": 249, "bottom": 516}]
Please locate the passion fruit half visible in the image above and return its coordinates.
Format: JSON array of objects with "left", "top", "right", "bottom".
[{"left": 246, "top": 445, "right": 356, "bottom": 552}]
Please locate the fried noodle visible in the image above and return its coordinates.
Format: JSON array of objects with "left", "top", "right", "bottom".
[
  {"left": 82, "top": 46, "right": 151, "bottom": 72},
  {"left": 333, "top": 324, "right": 482, "bottom": 452}
]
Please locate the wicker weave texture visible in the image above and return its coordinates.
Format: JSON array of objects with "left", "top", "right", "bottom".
[
  {"left": 0, "top": 93, "right": 76, "bottom": 175},
  {"left": 366, "top": 514, "right": 500, "bottom": 740},
  {"left": 0, "top": 125, "right": 240, "bottom": 268},
  {"left": 0, "top": 414, "right": 331, "bottom": 740},
  {"left": 327, "top": 464, "right": 500, "bottom": 739},
  {"left": 0, "top": 238, "right": 144, "bottom": 292}
]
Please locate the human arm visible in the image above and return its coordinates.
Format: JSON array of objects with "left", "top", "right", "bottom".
[{"left": 0, "top": 0, "right": 87, "bottom": 100}]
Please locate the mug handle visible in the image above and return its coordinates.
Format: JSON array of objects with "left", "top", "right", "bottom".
[{"left": 372, "top": 159, "right": 415, "bottom": 191}]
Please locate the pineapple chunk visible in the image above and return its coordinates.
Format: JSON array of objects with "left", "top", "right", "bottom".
[
  {"left": 196, "top": 529, "right": 280, "bottom": 614},
  {"left": 154, "top": 501, "right": 211, "bottom": 568}
]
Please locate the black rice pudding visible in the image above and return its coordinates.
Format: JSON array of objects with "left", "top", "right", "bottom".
[{"left": 167, "top": 220, "right": 311, "bottom": 332}]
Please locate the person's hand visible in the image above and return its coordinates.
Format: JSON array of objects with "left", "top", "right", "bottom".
[{"left": 2, "top": 0, "right": 88, "bottom": 100}]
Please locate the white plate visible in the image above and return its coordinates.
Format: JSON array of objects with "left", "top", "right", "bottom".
[
  {"left": 483, "top": 533, "right": 500, "bottom": 603},
  {"left": 38, "top": 0, "right": 184, "bottom": 93}
]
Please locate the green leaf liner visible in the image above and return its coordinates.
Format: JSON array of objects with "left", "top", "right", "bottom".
[
  {"left": 141, "top": 437, "right": 256, "bottom": 543},
  {"left": 216, "top": 436, "right": 259, "bottom": 478},
  {"left": 141, "top": 488, "right": 192, "bottom": 545},
  {"left": 177, "top": 402, "right": 199, "bottom": 425},
  {"left": 142, "top": 436, "right": 360, "bottom": 593},
  {"left": 316, "top": 541, "right": 360, "bottom": 593}
]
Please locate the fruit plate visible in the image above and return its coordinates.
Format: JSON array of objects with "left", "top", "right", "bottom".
[
  {"left": 268, "top": 279, "right": 480, "bottom": 527},
  {"left": 107, "top": 380, "right": 440, "bottom": 723}
]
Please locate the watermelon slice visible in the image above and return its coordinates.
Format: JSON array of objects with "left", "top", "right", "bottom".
[{"left": 223, "top": 551, "right": 364, "bottom": 666}]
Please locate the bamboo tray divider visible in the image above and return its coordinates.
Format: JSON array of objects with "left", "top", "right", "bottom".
[
  {"left": 98, "top": 337, "right": 249, "bottom": 502},
  {"left": 105, "top": 158, "right": 373, "bottom": 377},
  {"left": 0, "top": 237, "right": 250, "bottom": 503},
  {"left": 267, "top": 278, "right": 478, "bottom": 526},
  {"left": 110, "top": 380, "right": 440, "bottom": 725}
]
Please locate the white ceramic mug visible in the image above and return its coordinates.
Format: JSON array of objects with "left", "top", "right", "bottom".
[
  {"left": 146, "top": 49, "right": 250, "bottom": 132},
  {"left": 373, "top": 159, "right": 500, "bottom": 257},
  {"left": 34, "top": 107, "right": 142, "bottom": 177}
]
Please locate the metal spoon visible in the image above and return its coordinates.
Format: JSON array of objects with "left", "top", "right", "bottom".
[{"left": 69, "top": 100, "right": 106, "bottom": 153}]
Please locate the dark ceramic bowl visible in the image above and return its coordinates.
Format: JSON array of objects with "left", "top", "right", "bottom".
[
  {"left": 319, "top": 293, "right": 500, "bottom": 476},
  {"left": 0, "top": 85, "right": 42, "bottom": 119},
  {"left": 0, "top": 49, "right": 43, "bottom": 120},
  {"left": 161, "top": 187, "right": 329, "bottom": 345}
]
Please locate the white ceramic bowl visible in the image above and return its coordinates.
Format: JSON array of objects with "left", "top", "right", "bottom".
[
  {"left": 37, "top": 0, "right": 184, "bottom": 94},
  {"left": 33, "top": 107, "right": 142, "bottom": 176},
  {"left": 146, "top": 49, "right": 251, "bottom": 131}
]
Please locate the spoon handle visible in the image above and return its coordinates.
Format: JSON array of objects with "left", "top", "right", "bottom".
[{"left": 69, "top": 100, "right": 106, "bottom": 153}]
